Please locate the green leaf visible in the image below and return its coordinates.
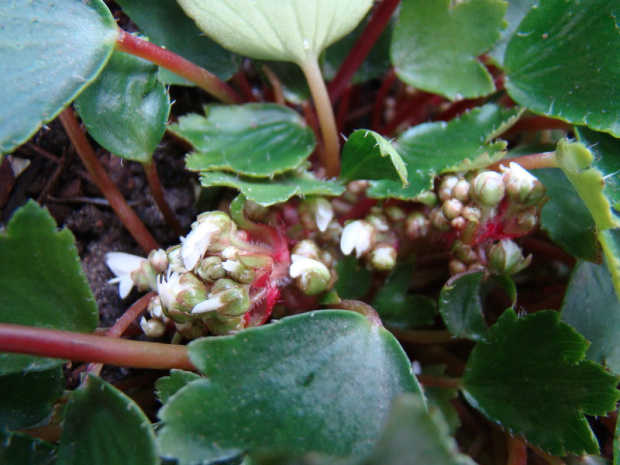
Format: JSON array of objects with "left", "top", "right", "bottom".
[
  {"left": 488, "top": 0, "right": 537, "bottom": 66},
  {"left": 0, "top": 0, "right": 118, "bottom": 154},
  {"left": 0, "top": 366, "right": 64, "bottom": 431},
  {"left": 359, "top": 394, "right": 476, "bottom": 465},
  {"left": 0, "top": 201, "right": 98, "bottom": 374},
  {"left": 0, "top": 430, "right": 56, "bottom": 465},
  {"left": 615, "top": 409, "right": 620, "bottom": 465},
  {"left": 504, "top": 0, "right": 620, "bottom": 137},
  {"left": 599, "top": 228, "right": 620, "bottom": 302},
  {"left": 438, "top": 271, "right": 487, "bottom": 340},
  {"left": 463, "top": 309, "right": 620, "bottom": 456},
  {"left": 56, "top": 375, "right": 157, "bottom": 465},
  {"left": 372, "top": 262, "right": 437, "bottom": 329},
  {"left": 340, "top": 130, "right": 408, "bottom": 186},
  {"left": 561, "top": 260, "right": 620, "bottom": 374},
  {"left": 391, "top": 0, "right": 507, "bottom": 100},
  {"left": 555, "top": 139, "right": 620, "bottom": 231},
  {"left": 75, "top": 51, "right": 170, "bottom": 163},
  {"left": 155, "top": 369, "right": 201, "bottom": 404},
  {"left": 334, "top": 256, "right": 373, "bottom": 300},
  {"left": 158, "top": 310, "right": 421, "bottom": 463},
  {"left": 421, "top": 365, "right": 461, "bottom": 436},
  {"left": 115, "top": 0, "right": 240, "bottom": 83},
  {"left": 368, "top": 104, "right": 520, "bottom": 200},
  {"left": 536, "top": 168, "right": 600, "bottom": 262},
  {"left": 199, "top": 171, "right": 344, "bottom": 207},
  {"left": 171, "top": 104, "right": 316, "bottom": 177},
  {"left": 176, "top": 0, "right": 373, "bottom": 65}
]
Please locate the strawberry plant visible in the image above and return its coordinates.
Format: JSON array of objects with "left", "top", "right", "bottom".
[{"left": 1, "top": 0, "right": 619, "bottom": 463}]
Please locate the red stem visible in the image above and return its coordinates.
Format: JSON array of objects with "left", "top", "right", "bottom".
[
  {"left": 232, "top": 70, "right": 258, "bottom": 102},
  {"left": 506, "top": 436, "right": 528, "bottom": 465},
  {"left": 143, "top": 161, "right": 185, "bottom": 237},
  {"left": 58, "top": 108, "right": 160, "bottom": 254},
  {"left": 115, "top": 29, "right": 242, "bottom": 104},
  {"left": 371, "top": 69, "right": 397, "bottom": 131},
  {"left": 487, "top": 151, "right": 558, "bottom": 172},
  {"left": 380, "top": 91, "right": 439, "bottom": 136},
  {"left": 433, "top": 98, "right": 484, "bottom": 122},
  {"left": 0, "top": 323, "right": 195, "bottom": 371},
  {"left": 501, "top": 115, "right": 572, "bottom": 137},
  {"left": 328, "top": 0, "right": 401, "bottom": 103},
  {"left": 88, "top": 292, "right": 155, "bottom": 376}
]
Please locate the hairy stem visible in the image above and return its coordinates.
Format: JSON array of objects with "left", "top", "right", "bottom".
[
  {"left": 58, "top": 108, "right": 160, "bottom": 254},
  {"left": 88, "top": 292, "right": 155, "bottom": 376},
  {"left": 143, "top": 161, "right": 185, "bottom": 237},
  {"left": 301, "top": 58, "right": 340, "bottom": 177},
  {"left": 0, "top": 323, "right": 195, "bottom": 371},
  {"left": 328, "top": 0, "right": 401, "bottom": 103},
  {"left": 115, "top": 29, "right": 242, "bottom": 104}
]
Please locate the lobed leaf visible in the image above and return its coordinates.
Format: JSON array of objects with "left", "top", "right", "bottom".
[
  {"left": 158, "top": 310, "right": 421, "bottom": 464},
  {"left": 504, "top": 0, "right": 620, "bottom": 137},
  {"left": 0, "top": 0, "right": 118, "bottom": 154},
  {"left": 155, "top": 369, "right": 201, "bottom": 404},
  {"left": 463, "top": 309, "right": 620, "bottom": 456},
  {"left": 561, "top": 260, "right": 620, "bottom": 374},
  {"left": 391, "top": 0, "right": 507, "bottom": 100},
  {"left": 115, "top": 0, "right": 241, "bottom": 83},
  {"left": 171, "top": 104, "right": 316, "bottom": 177},
  {"left": 340, "top": 130, "right": 408, "bottom": 186},
  {"left": 56, "top": 375, "right": 158, "bottom": 465},
  {"left": 75, "top": 51, "right": 170, "bottom": 163},
  {"left": 199, "top": 170, "right": 344, "bottom": 206},
  {"left": 368, "top": 104, "right": 520, "bottom": 199},
  {"left": 438, "top": 271, "right": 488, "bottom": 341}
]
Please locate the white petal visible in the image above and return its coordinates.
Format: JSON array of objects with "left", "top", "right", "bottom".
[
  {"left": 222, "top": 260, "right": 242, "bottom": 273},
  {"left": 118, "top": 276, "right": 134, "bottom": 299},
  {"left": 290, "top": 257, "right": 329, "bottom": 278},
  {"left": 314, "top": 198, "right": 333, "bottom": 232},
  {"left": 105, "top": 252, "right": 146, "bottom": 277},
  {"left": 340, "top": 222, "right": 358, "bottom": 256},
  {"left": 340, "top": 221, "right": 372, "bottom": 258},
  {"left": 182, "top": 222, "right": 218, "bottom": 270},
  {"left": 157, "top": 272, "right": 178, "bottom": 310},
  {"left": 192, "top": 296, "right": 225, "bottom": 314}
]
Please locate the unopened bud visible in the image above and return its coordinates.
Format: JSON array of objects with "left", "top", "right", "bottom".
[
  {"left": 244, "top": 200, "right": 269, "bottom": 222},
  {"left": 452, "top": 241, "right": 477, "bottom": 264},
  {"left": 290, "top": 255, "right": 331, "bottom": 295},
  {"left": 340, "top": 220, "right": 375, "bottom": 258},
  {"left": 515, "top": 206, "right": 538, "bottom": 231},
  {"left": 130, "top": 260, "right": 158, "bottom": 293},
  {"left": 157, "top": 271, "right": 208, "bottom": 322},
  {"left": 140, "top": 317, "right": 166, "bottom": 338},
  {"left": 205, "top": 279, "right": 251, "bottom": 318},
  {"left": 449, "top": 259, "right": 467, "bottom": 275},
  {"left": 369, "top": 244, "right": 397, "bottom": 271},
  {"left": 204, "top": 314, "right": 245, "bottom": 335},
  {"left": 487, "top": 239, "right": 531, "bottom": 275},
  {"left": 429, "top": 209, "right": 451, "bottom": 232},
  {"left": 414, "top": 190, "right": 439, "bottom": 207},
  {"left": 182, "top": 211, "right": 236, "bottom": 270},
  {"left": 442, "top": 198, "right": 463, "bottom": 220},
  {"left": 148, "top": 295, "right": 167, "bottom": 321},
  {"left": 291, "top": 240, "right": 322, "bottom": 261},
  {"left": 502, "top": 162, "right": 545, "bottom": 205},
  {"left": 148, "top": 249, "right": 169, "bottom": 274},
  {"left": 452, "top": 180, "right": 471, "bottom": 202},
  {"left": 366, "top": 214, "right": 390, "bottom": 233},
  {"left": 405, "top": 211, "right": 430, "bottom": 239},
  {"left": 385, "top": 206, "right": 406, "bottom": 222},
  {"left": 472, "top": 171, "right": 505, "bottom": 207},
  {"left": 195, "top": 256, "right": 226, "bottom": 282},
  {"left": 222, "top": 259, "right": 255, "bottom": 284},
  {"left": 305, "top": 197, "right": 334, "bottom": 232},
  {"left": 451, "top": 216, "right": 466, "bottom": 230},
  {"left": 438, "top": 175, "right": 459, "bottom": 202},
  {"left": 461, "top": 206, "right": 482, "bottom": 221},
  {"left": 166, "top": 245, "right": 186, "bottom": 273}
]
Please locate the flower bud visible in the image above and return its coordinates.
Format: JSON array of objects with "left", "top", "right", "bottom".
[
  {"left": 429, "top": 209, "right": 451, "bottom": 232},
  {"left": 452, "top": 240, "right": 477, "bottom": 264},
  {"left": 366, "top": 213, "right": 390, "bottom": 233},
  {"left": 195, "top": 256, "right": 226, "bottom": 282},
  {"left": 461, "top": 206, "right": 482, "bottom": 221},
  {"left": 442, "top": 198, "right": 463, "bottom": 220},
  {"left": 385, "top": 206, "right": 406, "bottom": 222},
  {"left": 515, "top": 206, "right": 539, "bottom": 231},
  {"left": 204, "top": 314, "right": 245, "bottom": 335},
  {"left": 449, "top": 259, "right": 467, "bottom": 275},
  {"left": 158, "top": 271, "right": 208, "bottom": 322},
  {"left": 106, "top": 252, "right": 152, "bottom": 299},
  {"left": 291, "top": 240, "right": 322, "bottom": 261},
  {"left": 369, "top": 244, "right": 397, "bottom": 271},
  {"left": 222, "top": 260, "right": 255, "bottom": 284},
  {"left": 502, "top": 162, "right": 545, "bottom": 205},
  {"left": 175, "top": 320, "right": 207, "bottom": 340},
  {"left": 303, "top": 197, "right": 334, "bottom": 232},
  {"left": 148, "top": 295, "right": 167, "bottom": 321},
  {"left": 452, "top": 180, "right": 470, "bottom": 202},
  {"left": 487, "top": 239, "right": 531, "bottom": 275},
  {"left": 193, "top": 279, "right": 251, "bottom": 318},
  {"left": 414, "top": 190, "right": 438, "bottom": 207},
  {"left": 140, "top": 316, "right": 166, "bottom": 338},
  {"left": 290, "top": 255, "right": 331, "bottom": 295},
  {"left": 130, "top": 260, "right": 158, "bottom": 293},
  {"left": 148, "top": 249, "right": 169, "bottom": 275},
  {"left": 472, "top": 171, "right": 505, "bottom": 207},
  {"left": 340, "top": 220, "right": 375, "bottom": 258},
  {"left": 405, "top": 211, "right": 430, "bottom": 239},
  {"left": 438, "top": 175, "right": 459, "bottom": 202},
  {"left": 450, "top": 216, "right": 466, "bottom": 230},
  {"left": 166, "top": 245, "right": 186, "bottom": 273},
  {"left": 182, "top": 211, "right": 236, "bottom": 270}
]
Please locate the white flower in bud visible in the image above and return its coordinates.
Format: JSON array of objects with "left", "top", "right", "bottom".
[
  {"left": 487, "top": 239, "right": 531, "bottom": 275},
  {"left": 452, "top": 180, "right": 470, "bottom": 202},
  {"left": 181, "top": 221, "right": 220, "bottom": 271},
  {"left": 340, "top": 220, "right": 374, "bottom": 258},
  {"left": 106, "top": 252, "right": 147, "bottom": 299},
  {"left": 438, "top": 175, "right": 459, "bottom": 202},
  {"left": 157, "top": 271, "right": 208, "bottom": 318},
  {"left": 369, "top": 245, "right": 397, "bottom": 271},
  {"left": 385, "top": 206, "right": 406, "bottom": 222},
  {"left": 140, "top": 317, "right": 166, "bottom": 338},
  {"left": 193, "top": 279, "right": 250, "bottom": 317},
  {"left": 502, "top": 162, "right": 545, "bottom": 205},
  {"left": 222, "top": 259, "right": 254, "bottom": 284},
  {"left": 309, "top": 197, "right": 334, "bottom": 232},
  {"left": 290, "top": 255, "right": 331, "bottom": 295},
  {"left": 191, "top": 294, "right": 227, "bottom": 315},
  {"left": 166, "top": 245, "right": 186, "bottom": 273},
  {"left": 442, "top": 198, "right": 463, "bottom": 220},
  {"left": 148, "top": 249, "right": 169, "bottom": 274},
  {"left": 291, "top": 240, "right": 322, "bottom": 260}
]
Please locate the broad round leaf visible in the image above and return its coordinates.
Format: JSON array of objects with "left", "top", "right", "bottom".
[
  {"left": 176, "top": 0, "right": 373, "bottom": 64},
  {"left": 0, "top": 430, "right": 56, "bottom": 465},
  {"left": 158, "top": 310, "right": 421, "bottom": 464},
  {"left": 171, "top": 104, "right": 315, "bottom": 177},
  {"left": 463, "top": 309, "right": 620, "bottom": 456},
  {"left": 438, "top": 271, "right": 487, "bottom": 340},
  {"left": 56, "top": 375, "right": 157, "bottom": 465},
  {"left": 504, "top": 0, "right": 620, "bottom": 137},
  {"left": 391, "top": 0, "right": 506, "bottom": 100},
  {"left": 562, "top": 260, "right": 620, "bottom": 374},
  {"left": 199, "top": 171, "right": 344, "bottom": 206},
  {"left": 0, "top": 201, "right": 98, "bottom": 374},
  {"left": 115, "top": 0, "right": 240, "bottom": 83},
  {"left": 340, "top": 130, "right": 408, "bottom": 186},
  {"left": 0, "top": 0, "right": 118, "bottom": 154},
  {"left": 488, "top": 0, "right": 537, "bottom": 66},
  {"left": 75, "top": 51, "right": 170, "bottom": 163},
  {"left": 536, "top": 168, "right": 600, "bottom": 262}
]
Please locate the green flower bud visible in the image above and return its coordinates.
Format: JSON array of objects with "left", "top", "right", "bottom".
[
  {"left": 442, "top": 198, "right": 463, "bottom": 220},
  {"left": 452, "top": 240, "right": 477, "bottom": 264},
  {"left": 291, "top": 240, "right": 322, "bottom": 261},
  {"left": 140, "top": 317, "right": 166, "bottom": 338},
  {"left": 502, "top": 162, "right": 546, "bottom": 206},
  {"left": 515, "top": 206, "right": 539, "bottom": 231},
  {"left": 472, "top": 171, "right": 505, "bottom": 207},
  {"left": 487, "top": 239, "right": 531, "bottom": 275},
  {"left": 148, "top": 249, "right": 169, "bottom": 274},
  {"left": 452, "top": 179, "right": 471, "bottom": 202},
  {"left": 204, "top": 314, "right": 245, "bottom": 335},
  {"left": 290, "top": 255, "right": 331, "bottom": 295},
  {"left": 193, "top": 278, "right": 251, "bottom": 318},
  {"left": 414, "top": 190, "right": 439, "bottom": 207},
  {"left": 369, "top": 244, "right": 397, "bottom": 271},
  {"left": 461, "top": 206, "right": 482, "bottom": 221},
  {"left": 195, "top": 256, "right": 226, "bottom": 282},
  {"left": 130, "top": 260, "right": 158, "bottom": 293},
  {"left": 385, "top": 206, "right": 406, "bottom": 222},
  {"left": 405, "top": 211, "right": 430, "bottom": 239},
  {"left": 429, "top": 209, "right": 451, "bottom": 232},
  {"left": 438, "top": 175, "right": 459, "bottom": 202},
  {"left": 222, "top": 259, "right": 255, "bottom": 284},
  {"left": 157, "top": 271, "right": 208, "bottom": 322},
  {"left": 449, "top": 259, "right": 467, "bottom": 275},
  {"left": 166, "top": 245, "right": 186, "bottom": 273}
]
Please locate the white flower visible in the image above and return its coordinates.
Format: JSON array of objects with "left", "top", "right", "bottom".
[
  {"left": 106, "top": 252, "right": 147, "bottom": 299},
  {"left": 191, "top": 295, "right": 226, "bottom": 314},
  {"left": 157, "top": 271, "right": 181, "bottom": 312},
  {"left": 340, "top": 220, "right": 374, "bottom": 258},
  {"left": 181, "top": 221, "right": 219, "bottom": 270},
  {"left": 289, "top": 255, "right": 330, "bottom": 279},
  {"left": 289, "top": 255, "right": 331, "bottom": 295},
  {"left": 140, "top": 316, "right": 166, "bottom": 338},
  {"left": 311, "top": 198, "right": 334, "bottom": 232}
]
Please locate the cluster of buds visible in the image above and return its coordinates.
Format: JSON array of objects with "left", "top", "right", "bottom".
[
  {"left": 427, "top": 162, "right": 545, "bottom": 276},
  {"left": 339, "top": 213, "right": 399, "bottom": 271}
]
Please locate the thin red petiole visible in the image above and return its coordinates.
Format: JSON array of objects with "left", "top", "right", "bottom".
[
  {"left": 58, "top": 108, "right": 160, "bottom": 254},
  {"left": 143, "top": 161, "right": 185, "bottom": 237}
]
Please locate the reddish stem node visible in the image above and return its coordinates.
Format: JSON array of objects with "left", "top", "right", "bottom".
[{"left": 58, "top": 108, "right": 160, "bottom": 254}]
